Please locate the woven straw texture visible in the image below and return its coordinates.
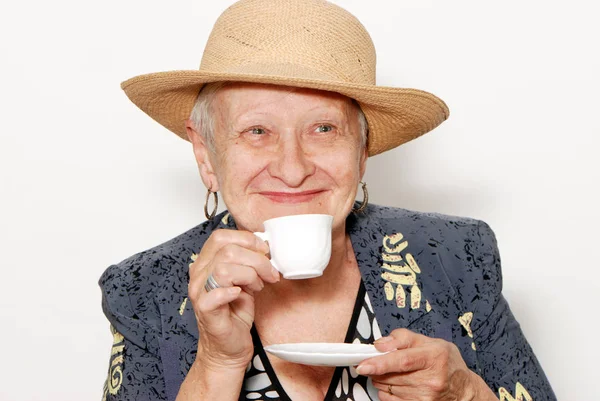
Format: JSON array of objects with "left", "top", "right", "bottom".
[{"left": 121, "top": 0, "right": 449, "bottom": 156}]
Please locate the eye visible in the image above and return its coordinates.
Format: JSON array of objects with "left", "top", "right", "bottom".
[
  {"left": 316, "top": 124, "right": 334, "bottom": 133},
  {"left": 250, "top": 127, "right": 266, "bottom": 135}
]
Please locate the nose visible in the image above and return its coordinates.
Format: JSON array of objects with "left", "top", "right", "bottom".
[{"left": 267, "top": 134, "right": 316, "bottom": 187}]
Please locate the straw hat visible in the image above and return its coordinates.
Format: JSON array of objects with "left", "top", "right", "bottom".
[{"left": 121, "top": 0, "right": 449, "bottom": 156}]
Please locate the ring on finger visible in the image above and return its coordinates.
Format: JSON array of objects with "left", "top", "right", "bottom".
[{"left": 204, "top": 273, "right": 221, "bottom": 292}]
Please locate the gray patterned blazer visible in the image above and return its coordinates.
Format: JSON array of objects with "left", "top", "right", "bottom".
[{"left": 99, "top": 204, "right": 556, "bottom": 400}]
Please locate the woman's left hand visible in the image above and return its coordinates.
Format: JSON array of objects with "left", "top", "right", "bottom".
[{"left": 356, "top": 329, "right": 498, "bottom": 401}]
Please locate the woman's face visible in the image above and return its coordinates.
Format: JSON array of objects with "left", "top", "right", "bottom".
[{"left": 188, "top": 83, "right": 367, "bottom": 233}]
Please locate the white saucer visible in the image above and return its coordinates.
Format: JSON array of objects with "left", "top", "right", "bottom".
[{"left": 264, "top": 343, "right": 387, "bottom": 367}]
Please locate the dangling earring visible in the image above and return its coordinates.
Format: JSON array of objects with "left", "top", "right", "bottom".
[
  {"left": 204, "top": 186, "right": 219, "bottom": 220},
  {"left": 353, "top": 181, "right": 368, "bottom": 214}
]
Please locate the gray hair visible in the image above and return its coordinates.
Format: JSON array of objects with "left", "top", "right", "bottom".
[{"left": 189, "top": 82, "right": 368, "bottom": 152}]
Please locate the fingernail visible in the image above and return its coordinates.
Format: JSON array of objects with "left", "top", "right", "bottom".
[
  {"left": 272, "top": 267, "right": 280, "bottom": 281},
  {"left": 374, "top": 336, "right": 392, "bottom": 344},
  {"left": 356, "top": 365, "right": 373, "bottom": 375},
  {"left": 228, "top": 287, "right": 241, "bottom": 295}
]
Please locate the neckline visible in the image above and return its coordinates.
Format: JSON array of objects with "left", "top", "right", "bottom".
[{"left": 250, "top": 281, "right": 366, "bottom": 401}]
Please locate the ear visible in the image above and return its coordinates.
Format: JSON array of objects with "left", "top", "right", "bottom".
[
  {"left": 359, "top": 144, "right": 368, "bottom": 179},
  {"left": 185, "top": 119, "right": 220, "bottom": 192}
]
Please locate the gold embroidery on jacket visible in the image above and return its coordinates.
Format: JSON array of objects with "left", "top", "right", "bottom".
[
  {"left": 181, "top": 252, "right": 200, "bottom": 317},
  {"left": 498, "top": 382, "right": 533, "bottom": 401},
  {"left": 182, "top": 252, "right": 200, "bottom": 316},
  {"left": 381, "top": 232, "right": 423, "bottom": 309},
  {"left": 189, "top": 253, "right": 198, "bottom": 269},
  {"left": 179, "top": 297, "right": 188, "bottom": 316},
  {"left": 458, "top": 312, "right": 477, "bottom": 350},
  {"left": 102, "top": 325, "right": 125, "bottom": 400}
]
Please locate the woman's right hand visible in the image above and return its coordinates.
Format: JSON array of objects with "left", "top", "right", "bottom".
[{"left": 187, "top": 229, "right": 279, "bottom": 371}]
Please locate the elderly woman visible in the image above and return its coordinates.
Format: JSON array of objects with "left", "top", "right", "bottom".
[{"left": 100, "top": 1, "right": 556, "bottom": 400}]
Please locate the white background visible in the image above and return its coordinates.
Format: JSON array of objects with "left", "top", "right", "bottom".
[{"left": 1, "top": 0, "right": 598, "bottom": 399}]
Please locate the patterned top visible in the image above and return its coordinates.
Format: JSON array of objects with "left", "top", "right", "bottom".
[
  {"left": 99, "top": 204, "right": 557, "bottom": 401},
  {"left": 243, "top": 284, "right": 382, "bottom": 401}
]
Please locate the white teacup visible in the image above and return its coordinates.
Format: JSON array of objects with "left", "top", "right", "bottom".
[{"left": 254, "top": 214, "right": 334, "bottom": 279}]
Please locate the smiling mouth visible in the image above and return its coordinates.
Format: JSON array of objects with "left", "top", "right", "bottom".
[{"left": 259, "top": 190, "right": 326, "bottom": 204}]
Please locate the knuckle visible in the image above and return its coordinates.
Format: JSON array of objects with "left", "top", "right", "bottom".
[
  {"left": 390, "top": 328, "right": 410, "bottom": 338},
  {"left": 211, "top": 229, "right": 229, "bottom": 243},
  {"left": 426, "top": 376, "right": 447, "bottom": 393},
  {"left": 447, "top": 342, "right": 460, "bottom": 354},
  {"left": 220, "top": 244, "right": 238, "bottom": 261},
  {"left": 433, "top": 341, "right": 451, "bottom": 361},
  {"left": 399, "top": 353, "right": 414, "bottom": 369},
  {"left": 247, "top": 267, "right": 259, "bottom": 280},
  {"left": 401, "top": 352, "right": 425, "bottom": 370},
  {"left": 212, "top": 265, "right": 231, "bottom": 283},
  {"left": 434, "top": 337, "right": 450, "bottom": 348},
  {"left": 368, "top": 363, "right": 383, "bottom": 376},
  {"left": 259, "top": 261, "right": 274, "bottom": 275},
  {"left": 210, "top": 229, "right": 234, "bottom": 249}
]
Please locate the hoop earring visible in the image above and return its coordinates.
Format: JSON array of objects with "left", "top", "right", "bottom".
[
  {"left": 353, "top": 181, "right": 368, "bottom": 214},
  {"left": 204, "top": 187, "right": 219, "bottom": 220}
]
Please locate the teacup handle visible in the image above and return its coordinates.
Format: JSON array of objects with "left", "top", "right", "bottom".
[{"left": 253, "top": 231, "right": 280, "bottom": 272}]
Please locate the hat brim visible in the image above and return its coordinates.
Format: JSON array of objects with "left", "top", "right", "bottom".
[{"left": 121, "top": 70, "right": 449, "bottom": 156}]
